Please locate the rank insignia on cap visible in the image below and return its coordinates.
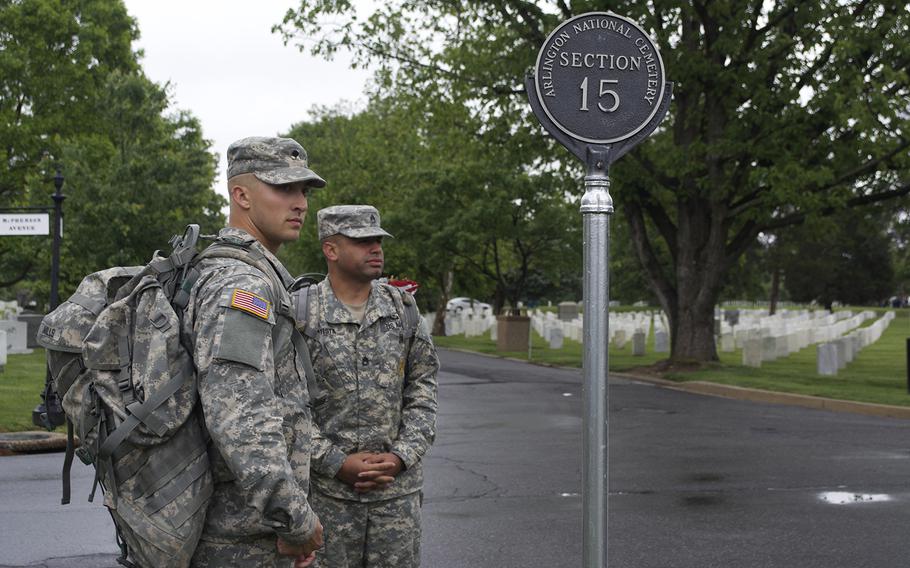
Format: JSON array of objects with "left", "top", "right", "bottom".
[{"left": 230, "top": 289, "right": 271, "bottom": 319}]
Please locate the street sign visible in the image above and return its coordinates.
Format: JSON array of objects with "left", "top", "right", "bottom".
[
  {"left": 0, "top": 213, "right": 49, "bottom": 235},
  {"left": 533, "top": 12, "right": 665, "bottom": 145}
]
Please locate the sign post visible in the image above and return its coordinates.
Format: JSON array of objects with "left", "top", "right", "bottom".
[{"left": 526, "top": 12, "right": 671, "bottom": 567}]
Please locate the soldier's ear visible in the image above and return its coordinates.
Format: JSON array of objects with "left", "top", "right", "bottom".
[
  {"left": 322, "top": 239, "right": 339, "bottom": 262},
  {"left": 230, "top": 183, "right": 253, "bottom": 210}
]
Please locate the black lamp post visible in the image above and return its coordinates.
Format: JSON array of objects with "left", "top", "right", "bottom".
[
  {"left": 49, "top": 167, "right": 65, "bottom": 310},
  {"left": 32, "top": 167, "right": 66, "bottom": 430}
]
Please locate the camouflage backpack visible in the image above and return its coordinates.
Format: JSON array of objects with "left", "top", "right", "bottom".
[{"left": 36, "top": 225, "right": 275, "bottom": 568}]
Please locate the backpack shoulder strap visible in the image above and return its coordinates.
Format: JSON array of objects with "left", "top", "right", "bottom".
[
  {"left": 400, "top": 291, "right": 420, "bottom": 339},
  {"left": 293, "top": 284, "right": 312, "bottom": 337},
  {"left": 195, "top": 241, "right": 288, "bottom": 311},
  {"left": 384, "top": 284, "right": 420, "bottom": 339}
]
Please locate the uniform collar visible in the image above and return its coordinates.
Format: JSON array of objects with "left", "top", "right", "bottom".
[
  {"left": 318, "top": 279, "right": 397, "bottom": 327},
  {"left": 217, "top": 227, "right": 295, "bottom": 288}
]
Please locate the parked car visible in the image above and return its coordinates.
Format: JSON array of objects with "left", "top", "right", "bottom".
[{"left": 446, "top": 297, "right": 492, "bottom": 316}]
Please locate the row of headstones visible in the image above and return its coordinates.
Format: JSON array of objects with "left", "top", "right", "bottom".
[
  {"left": 427, "top": 310, "right": 496, "bottom": 338},
  {"left": 0, "top": 300, "right": 40, "bottom": 371},
  {"left": 723, "top": 309, "right": 874, "bottom": 362},
  {"left": 532, "top": 310, "right": 576, "bottom": 348},
  {"left": 531, "top": 309, "right": 671, "bottom": 354},
  {"left": 719, "top": 309, "right": 863, "bottom": 346},
  {"left": 739, "top": 310, "right": 892, "bottom": 369},
  {"left": 816, "top": 311, "right": 895, "bottom": 376},
  {"left": 444, "top": 311, "right": 496, "bottom": 338}
]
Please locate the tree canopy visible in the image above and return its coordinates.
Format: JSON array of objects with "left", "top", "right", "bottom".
[
  {"left": 279, "top": 0, "right": 910, "bottom": 362},
  {"left": 1, "top": 0, "right": 224, "bottom": 307},
  {"left": 778, "top": 209, "right": 895, "bottom": 309}
]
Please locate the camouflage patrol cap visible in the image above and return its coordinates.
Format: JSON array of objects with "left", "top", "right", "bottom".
[
  {"left": 318, "top": 205, "right": 394, "bottom": 240},
  {"left": 227, "top": 136, "right": 326, "bottom": 188}
]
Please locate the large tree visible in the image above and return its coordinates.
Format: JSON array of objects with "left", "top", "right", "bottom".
[
  {"left": 279, "top": 0, "right": 910, "bottom": 362},
  {"left": 1, "top": 0, "right": 224, "bottom": 306},
  {"left": 1, "top": 0, "right": 139, "bottom": 289}
]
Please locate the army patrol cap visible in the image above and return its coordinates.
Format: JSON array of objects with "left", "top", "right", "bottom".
[
  {"left": 318, "top": 205, "right": 394, "bottom": 240},
  {"left": 227, "top": 136, "right": 326, "bottom": 188}
]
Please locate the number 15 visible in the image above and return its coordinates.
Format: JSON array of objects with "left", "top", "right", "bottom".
[{"left": 579, "top": 77, "right": 619, "bottom": 112}]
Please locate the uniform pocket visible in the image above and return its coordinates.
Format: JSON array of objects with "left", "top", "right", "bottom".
[
  {"left": 375, "top": 324, "right": 407, "bottom": 389},
  {"left": 213, "top": 309, "right": 273, "bottom": 371}
]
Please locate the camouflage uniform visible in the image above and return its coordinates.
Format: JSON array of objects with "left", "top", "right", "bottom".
[
  {"left": 300, "top": 206, "right": 439, "bottom": 568},
  {"left": 185, "top": 226, "right": 319, "bottom": 567}
]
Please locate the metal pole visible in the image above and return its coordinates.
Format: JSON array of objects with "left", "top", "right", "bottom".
[
  {"left": 581, "top": 146, "right": 612, "bottom": 568},
  {"left": 49, "top": 168, "right": 65, "bottom": 310},
  {"left": 33, "top": 168, "right": 66, "bottom": 430}
]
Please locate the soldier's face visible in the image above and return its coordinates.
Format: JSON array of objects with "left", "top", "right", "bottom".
[
  {"left": 248, "top": 180, "right": 310, "bottom": 251},
  {"left": 333, "top": 236, "right": 384, "bottom": 282}
]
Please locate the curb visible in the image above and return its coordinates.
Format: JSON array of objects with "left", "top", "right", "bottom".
[
  {"left": 439, "top": 347, "right": 910, "bottom": 420},
  {"left": 0, "top": 431, "right": 74, "bottom": 453}
]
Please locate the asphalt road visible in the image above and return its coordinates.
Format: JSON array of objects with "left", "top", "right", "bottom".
[{"left": 3, "top": 348, "right": 910, "bottom": 567}]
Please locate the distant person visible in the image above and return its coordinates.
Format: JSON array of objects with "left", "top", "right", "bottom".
[
  {"left": 187, "top": 136, "right": 324, "bottom": 567},
  {"left": 295, "top": 205, "right": 439, "bottom": 567}
]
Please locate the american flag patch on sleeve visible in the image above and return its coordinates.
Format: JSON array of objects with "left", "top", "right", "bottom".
[{"left": 230, "top": 289, "right": 271, "bottom": 320}]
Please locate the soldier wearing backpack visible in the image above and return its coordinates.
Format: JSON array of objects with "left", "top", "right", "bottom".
[
  {"left": 185, "top": 137, "right": 325, "bottom": 567},
  {"left": 295, "top": 205, "right": 439, "bottom": 567}
]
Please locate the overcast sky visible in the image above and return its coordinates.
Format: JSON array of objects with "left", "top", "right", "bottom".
[{"left": 123, "top": 0, "right": 371, "bottom": 200}]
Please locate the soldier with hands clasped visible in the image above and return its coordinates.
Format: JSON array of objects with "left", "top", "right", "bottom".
[{"left": 295, "top": 205, "right": 439, "bottom": 567}]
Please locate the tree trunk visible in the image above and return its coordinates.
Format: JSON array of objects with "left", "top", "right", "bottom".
[
  {"left": 768, "top": 268, "right": 781, "bottom": 316},
  {"left": 431, "top": 270, "right": 453, "bottom": 336},
  {"left": 669, "top": 289, "right": 719, "bottom": 362},
  {"left": 626, "top": 197, "right": 727, "bottom": 363}
]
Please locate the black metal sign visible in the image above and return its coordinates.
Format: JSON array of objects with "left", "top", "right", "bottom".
[{"left": 533, "top": 12, "right": 665, "bottom": 144}]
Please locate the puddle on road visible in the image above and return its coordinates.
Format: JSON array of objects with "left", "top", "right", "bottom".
[{"left": 818, "top": 492, "right": 892, "bottom": 505}]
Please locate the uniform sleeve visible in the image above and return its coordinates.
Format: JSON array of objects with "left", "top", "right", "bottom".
[
  {"left": 310, "top": 424, "right": 348, "bottom": 478},
  {"left": 390, "top": 325, "right": 439, "bottom": 469},
  {"left": 303, "top": 335, "right": 348, "bottom": 478},
  {"left": 193, "top": 271, "right": 318, "bottom": 545}
]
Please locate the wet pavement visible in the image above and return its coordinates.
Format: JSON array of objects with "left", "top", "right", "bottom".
[{"left": 3, "top": 348, "right": 910, "bottom": 567}]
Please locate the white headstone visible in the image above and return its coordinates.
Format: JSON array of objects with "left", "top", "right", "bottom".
[
  {"left": 613, "top": 329, "right": 627, "bottom": 349},
  {"left": 0, "top": 329, "right": 6, "bottom": 368},
  {"left": 774, "top": 335, "right": 789, "bottom": 359},
  {"left": 761, "top": 336, "right": 777, "bottom": 362},
  {"left": 816, "top": 343, "right": 838, "bottom": 376},
  {"left": 786, "top": 332, "right": 801, "bottom": 354},
  {"left": 742, "top": 338, "right": 762, "bottom": 368},
  {"left": 0, "top": 319, "right": 30, "bottom": 354},
  {"left": 720, "top": 333, "right": 735, "bottom": 352},
  {"left": 632, "top": 330, "right": 646, "bottom": 356},
  {"left": 834, "top": 339, "right": 848, "bottom": 369},
  {"left": 548, "top": 327, "right": 564, "bottom": 349},
  {"left": 840, "top": 336, "right": 855, "bottom": 364},
  {"left": 654, "top": 330, "right": 670, "bottom": 353}
]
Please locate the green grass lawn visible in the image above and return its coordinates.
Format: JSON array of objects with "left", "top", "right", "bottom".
[
  {"left": 435, "top": 309, "right": 910, "bottom": 407},
  {"left": 675, "top": 310, "right": 910, "bottom": 407},
  {"left": 0, "top": 348, "right": 49, "bottom": 432}
]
